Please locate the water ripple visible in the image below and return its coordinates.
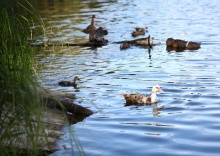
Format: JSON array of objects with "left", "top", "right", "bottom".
[{"left": 34, "top": 0, "right": 220, "bottom": 155}]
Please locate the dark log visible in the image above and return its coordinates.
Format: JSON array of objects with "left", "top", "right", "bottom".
[
  {"left": 119, "top": 35, "right": 157, "bottom": 50},
  {"left": 39, "top": 88, "right": 94, "bottom": 116},
  {"left": 45, "top": 97, "right": 94, "bottom": 116},
  {"left": 31, "top": 41, "right": 108, "bottom": 47},
  {"left": 114, "top": 36, "right": 160, "bottom": 46},
  {"left": 30, "top": 35, "right": 160, "bottom": 48}
]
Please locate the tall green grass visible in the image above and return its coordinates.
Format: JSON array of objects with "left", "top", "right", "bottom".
[{"left": 0, "top": 1, "right": 46, "bottom": 155}]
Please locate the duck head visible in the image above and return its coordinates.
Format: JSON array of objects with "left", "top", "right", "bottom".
[
  {"left": 152, "top": 85, "right": 163, "bottom": 93},
  {"left": 73, "top": 76, "right": 80, "bottom": 82},
  {"left": 166, "top": 38, "right": 174, "bottom": 47},
  {"left": 92, "top": 15, "right": 96, "bottom": 19}
]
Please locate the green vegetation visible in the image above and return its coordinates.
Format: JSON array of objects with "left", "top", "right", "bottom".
[{"left": 0, "top": 1, "right": 46, "bottom": 155}]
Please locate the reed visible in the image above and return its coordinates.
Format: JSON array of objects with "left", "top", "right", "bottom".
[
  {"left": 0, "top": 1, "right": 86, "bottom": 155},
  {"left": 0, "top": 1, "right": 46, "bottom": 155}
]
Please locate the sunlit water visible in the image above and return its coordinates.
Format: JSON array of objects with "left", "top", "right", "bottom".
[{"left": 33, "top": 0, "right": 220, "bottom": 155}]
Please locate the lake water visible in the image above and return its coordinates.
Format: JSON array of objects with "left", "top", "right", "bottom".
[{"left": 33, "top": 0, "right": 220, "bottom": 155}]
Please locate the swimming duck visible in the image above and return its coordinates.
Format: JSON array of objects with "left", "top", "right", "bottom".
[
  {"left": 186, "top": 41, "right": 201, "bottom": 50},
  {"left": 58, "top": 76, "right": 80, "bottom": 89},
  {"left": 166, "top": 38, "right": 187, "bottom": 48},
  {"left": 166, "top": 38, "right": 201, "bottom": 50},
  {"left": 82, "top": 15, "right": 96, "bottom": 34},
  {"left": 132, "top": 27, "right": 146, "bottom": 37},
  {"left": 120, "top": 85, "right": 163, "bottom": 106}
]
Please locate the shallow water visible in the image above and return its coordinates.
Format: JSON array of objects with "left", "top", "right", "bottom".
[{"left": 33, "top": 0, "right": 220, "bottom": 155}]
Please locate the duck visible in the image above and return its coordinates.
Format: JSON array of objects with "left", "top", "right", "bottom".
[
  {"left": 58, "top": 76, "right": 80, "bottom": 89},
  {"left": 166, "top": 38, "right": 201, "bottom": 50},
  {"left": 120, "top": 42, "right": 131, "bottom": 50},
  {"left": 186, "top": 41, "right": 201, "bottom": 50},
  {"left": 131, "top": 27, "right": 146, "bottom": 37},
  {"left": 97, "top": 27, "right": 108, "bottom": 35},
  {"left": 82, "top": 15, "right": 96, "bottom": 34},
  {"left": 172, "top": 39, "right": 187, "bottom": 48},
  {"left": 166, "top": 38, "right": 187, "bottom": 48},
  {"left": 120, "top": 85, "right": 163, "bottom": 106},
  {"left": 89, "top": 27, "right": 108, "bottom": 42}
]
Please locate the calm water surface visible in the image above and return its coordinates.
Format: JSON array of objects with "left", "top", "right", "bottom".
[{"left": 33, "top": 0, "right": 220, "bottom": 155}]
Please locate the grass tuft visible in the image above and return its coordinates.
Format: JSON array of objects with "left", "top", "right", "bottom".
[{"left": 0, "top": 1, "right": 46, "bottom": 155}]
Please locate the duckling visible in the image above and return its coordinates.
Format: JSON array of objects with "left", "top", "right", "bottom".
[
  {"left": 186, "top": 41, "right": 201, "bottom": 50},
  {"left": 120, "top": 42, "right": 131, "bottom": 50},
  {"left": 120, "top": 85, "right": 163, "bottom": 106},
  {"left": 89, "top": 27, "right": 108, "bottom": 42},
  {"left": 132, "top": 27, "right": 146, "bottom": 37},
  {"left": 82, "top": 15, "right": 96, "bottom": 34},
  {"left": 97, "top": 27, "right": 108, "bottom": 35},
  {"left": 58, "top": 76, "right": 80, "bottom": 89}
]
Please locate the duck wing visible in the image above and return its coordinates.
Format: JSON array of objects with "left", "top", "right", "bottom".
[
  {"left": 58, "top": 81, "right": 72, "bottom": 86},
  {"left": 83, "top": 25, "right": 92, "bottom": 34},
  {"left": 120, "top": 93, "right": 151, "bottom": 106}
]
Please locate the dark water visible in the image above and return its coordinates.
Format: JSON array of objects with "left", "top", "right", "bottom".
[{"left": 33, "top": 0, "right": 220, "bottom": 155}]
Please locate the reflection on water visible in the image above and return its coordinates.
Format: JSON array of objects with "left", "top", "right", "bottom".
[{"left": 33, "top": 0, "right": 220, "bottom": 155}]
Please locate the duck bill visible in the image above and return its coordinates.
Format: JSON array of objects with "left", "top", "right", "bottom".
[{"left": 158, "top": 88, "right": 163, "bottom": 92}]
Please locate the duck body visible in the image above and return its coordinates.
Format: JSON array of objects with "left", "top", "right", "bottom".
[
  {"left": 173, "top": 39, "right": 187, "bottom": 48},
  {"left": 120, "top": 85, "right": 163, "bottom": 106},
  {"left": 89, "top": 27, "right": 108, "bottom": 42},
  {"left": 120, "top": 93, "right": 151, "bottom": 106},
  {"left": 58, "top": 76, "right": 80, "bottom": 89},
  {"left": 58, "top": 81, "right": 75, "bottom": 87}
]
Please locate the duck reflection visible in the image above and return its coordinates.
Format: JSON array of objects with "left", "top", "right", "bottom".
[
  {"left": 152, "top": 103, "right": 164, "bottom": 116},
  {"left": 128, "top": 103, "right": 164, "bottom": 117},
  {"left": 148, "top": 47, "right": 152, "bottom": 59}
]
